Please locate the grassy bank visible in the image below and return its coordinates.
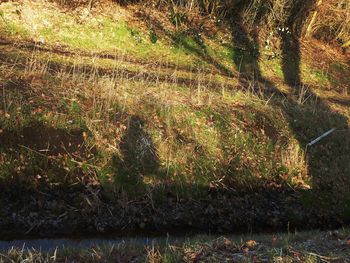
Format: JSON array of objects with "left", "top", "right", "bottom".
[{"left": 0, "top": 0, "right": 350, "bottom": 236}]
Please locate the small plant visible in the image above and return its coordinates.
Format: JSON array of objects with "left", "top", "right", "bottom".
[
  {"left": 297, "top": 84, "right": 312, "bottom": 105},
  {"left": 149, "top": 26, "right": 158, "bottom": 44},
  {"left": 0, "top": 8, "right": 11, "bottom": 25},
  {"left": 146, "top": 245, "right": 162, "bottom": 263},
  {"left": 193, "top": 32, "right": 205, "bottom": 49},
  {"left": 130, "top": 28, "right": 142, "bottom": 43},
  {"left": 168, "top": 9, "right": 187, "bottom": 28},
  {"left": 69, "top": 100, "right": 82, "bottom": 115}
]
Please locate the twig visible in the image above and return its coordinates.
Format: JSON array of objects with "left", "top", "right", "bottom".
[
  {"left": 306, "top": 252, "right": 339, "bottom": 262},
  {"left": 25, "top": 221, "right": 42, "bottom": 235},
  {"left": 19, "top": 144, "right": 49, "bottom": 158}
]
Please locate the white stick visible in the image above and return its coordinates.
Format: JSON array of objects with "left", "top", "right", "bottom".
[{"left": 307, "top": 128, "right": 336, "bottom": 147}]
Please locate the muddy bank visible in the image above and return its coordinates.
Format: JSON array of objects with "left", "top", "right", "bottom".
[{"left": 0, "top": 185, "right": 348, "bottom": 240}]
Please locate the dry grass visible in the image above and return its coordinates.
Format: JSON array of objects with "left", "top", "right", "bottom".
[
  {"left": 0, "top": 229, "right": 349, "bottom": 262},
  {"left": 130, "top": 0, "right": 350, "bottom": 46},
  {"left": 309, "top": 0, "right": 350, "bottom": 44}
]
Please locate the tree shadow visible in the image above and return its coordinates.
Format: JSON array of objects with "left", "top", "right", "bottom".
[
  {"left": 280, "top": 0, "right": 316, "bottom": 89},
  {"left": 132, "top": 8, "right": 234, "bottom": 77},
  {"left": 279, "top": 1, "right": 350, "bottom": 192},
  {"left": 229, "top": 0, "right": 350, "bottom": 195},
  {"left": 280, "top": 33, "right": 302, "bottom": 88},
  {"left": 177, "top": 31, "right": 234, "bottom": 77},
  {"left": 229, "top": 1, "right": 264, "bottom": 81}
]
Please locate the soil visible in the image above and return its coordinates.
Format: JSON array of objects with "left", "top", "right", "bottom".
[
  {"left": 0, "top": 182, "right": 347, "bottom": 239},
  {"left": 0, "top": 122, "right": 93, "bottom": 158}
]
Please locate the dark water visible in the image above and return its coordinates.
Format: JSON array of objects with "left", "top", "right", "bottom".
[{"left": 0, "top": 236, "right": 187, "bottom": 252}]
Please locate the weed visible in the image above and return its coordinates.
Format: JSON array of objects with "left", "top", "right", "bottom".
[
  {"left": 168, "top": 8, "right": 187, "bottom": 29},
  {"left": 149, "top": 26, "right": 158, "bottom": 44}
]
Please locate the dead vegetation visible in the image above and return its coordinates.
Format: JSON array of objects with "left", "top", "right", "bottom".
[{"left": 52, "top": 0, "right": 350, "bottom": 47}]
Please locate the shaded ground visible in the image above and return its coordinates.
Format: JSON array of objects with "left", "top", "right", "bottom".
[
  {"left": 0, "top": 121, "right": 93, "bottom": 158},
  {"left": 0, "top": 179, "right": 348, "bottom": 239}
]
